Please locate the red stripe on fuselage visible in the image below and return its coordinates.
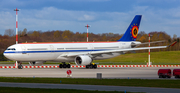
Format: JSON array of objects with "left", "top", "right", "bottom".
[{"left": 19, "top": 41, "right": 119, "bottom": 44}]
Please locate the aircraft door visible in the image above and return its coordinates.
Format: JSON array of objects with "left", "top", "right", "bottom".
[
  {"left": 49, "top": 45, "right": 54, "bottom": 52},
  {"left": 21, "top": 45, "right": 26, "bottom": 51},
  {"left": 49, "top": 45, "right": 55, "bottom": 59},
  {"left": 89, "top": 44, "right": 94, "bottom": 53},
  {"left": 21, "top": 45, "right": 26, "bottom": 54}
]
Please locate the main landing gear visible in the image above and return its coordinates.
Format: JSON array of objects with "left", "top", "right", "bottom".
[
  {"left": 59, "top": 62, "right": 71, "bottom": 68},
  {"left": 86, "top": 63, "right": 97, "bottom": 69}
]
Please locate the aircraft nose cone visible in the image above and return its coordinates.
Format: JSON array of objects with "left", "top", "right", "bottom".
[
  {"left": 3, "top": 51, "right": 13, "bottom": 60},
  {"left": 3, "top": 51, "right": 9, "bottom": 59}
]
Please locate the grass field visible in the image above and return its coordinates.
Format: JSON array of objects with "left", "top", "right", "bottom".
[
  {"left": 0, "top": 77, "right": 180, "bottom": 89},
  {"left": 94, "top": 51, "right": 180, "bottom": 65}
]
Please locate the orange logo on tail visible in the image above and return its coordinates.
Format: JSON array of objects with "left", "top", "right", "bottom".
[{"left": 131, "top": 25, "right": 138, "bottom": 38}]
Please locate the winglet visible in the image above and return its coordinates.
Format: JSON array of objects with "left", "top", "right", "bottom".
[{"left": 168, "top": 41, "right": 177, "bottom": 47}]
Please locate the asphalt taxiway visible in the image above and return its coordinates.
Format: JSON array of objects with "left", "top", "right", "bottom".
[
  {"left": 1, "top": 65, "right": 180, "bottom": 93},
  {"left": 0, "top": 66, "right": 180, "bottom": 79}
]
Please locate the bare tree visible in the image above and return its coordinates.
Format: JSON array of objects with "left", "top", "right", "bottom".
[
  {"left": 4, "top": 29, "right": 15, "bottom": 37},
  {"left": 173, "top": 34, "right": 177, "bottom": 41},
  {"left": 22, "top": 28, "right": 27, "bottom": 36}
]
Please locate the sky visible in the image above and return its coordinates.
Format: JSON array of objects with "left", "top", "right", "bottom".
[{"left": 0, "top": 0, "right": 180, "bottom": 37}]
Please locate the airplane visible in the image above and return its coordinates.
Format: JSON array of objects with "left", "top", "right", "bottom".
[{"left": 3, "top": 15, "right": 175, "bottom": 69}]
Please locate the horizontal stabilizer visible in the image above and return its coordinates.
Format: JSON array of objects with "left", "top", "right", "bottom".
[{"left": 168, "top": 41, "right": 177, "bottom": 47}]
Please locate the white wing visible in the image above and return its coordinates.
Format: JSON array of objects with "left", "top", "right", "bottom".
[
  {"left": 60, "top": 46, "right": 167, "bottom": 57},
  {"left": 60, "top": 41, "right": 177, "bottom": 57}
]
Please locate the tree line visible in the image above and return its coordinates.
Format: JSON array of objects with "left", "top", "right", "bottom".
[{"left": 0, "top": 28, "right": 179, "bottom": 60}]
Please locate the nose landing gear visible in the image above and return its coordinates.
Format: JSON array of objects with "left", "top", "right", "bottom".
[{"left": 17, "top": 61, "right": 23, "bottom": 69}]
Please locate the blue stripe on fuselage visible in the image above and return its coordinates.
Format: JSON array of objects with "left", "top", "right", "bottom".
[{"left": 3, "top": 49, "right": 108, "bottom": 54}]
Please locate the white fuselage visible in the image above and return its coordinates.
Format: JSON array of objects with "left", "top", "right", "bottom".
[{"left": 3, "top": 41, "right": 139, "bottom": 62}]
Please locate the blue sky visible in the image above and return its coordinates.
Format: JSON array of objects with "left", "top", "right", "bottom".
[{"left": 0, "top": 0, "right": 180, "bottom": 37}]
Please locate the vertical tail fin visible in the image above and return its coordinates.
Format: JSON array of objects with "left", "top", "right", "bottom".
[{"left": 118, "top": 15, "right": 142, "bottom": 41}]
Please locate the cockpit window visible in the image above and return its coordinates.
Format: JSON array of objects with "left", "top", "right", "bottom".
[{"left": 6, "top": 48, "right": 16, "bottom": 50}]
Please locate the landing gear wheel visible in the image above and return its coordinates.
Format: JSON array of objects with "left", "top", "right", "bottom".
[
  {"left": 93, "top": 64, "right": 97, "bottom": 69},
  {"left": 86, "top": 64, "right": 97, "bottom": 69},
  {"left": 18, "top": 65, "right": 23, "bottom": 69},
  {"left": 86, "top": 65, "right": 89, "bottom": 68},
  {"left": 59, "top": 62, "right": 71, "bottom": 69},
  {"left": 17, "top": 61, "right": 23, "bottom": 69},
  {"left": 63, "top": 64, "right": 67, "bottom": 68},
  {"left": 90, "top": 64, "right": 93, "bottom": 69},
  {"left": 67, "top": 64, "right": 71, "bottom": 68},
  {"left": 59, "top": 64, "right": 63, "bottom": 68}
]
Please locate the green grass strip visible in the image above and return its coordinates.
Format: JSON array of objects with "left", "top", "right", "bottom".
[
  {"left": 94, "top": 51, "right": 180, "bottom": 63},
  {"left": 0, "top": 87, "right": 140, "bottom": 93},
  {"left": 0, "top": 77, "right": 180, "bottom": 89}
]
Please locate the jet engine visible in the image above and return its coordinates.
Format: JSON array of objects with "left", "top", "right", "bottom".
[
  {"left": 29, "top": 61, "right": 45, "bottom": 66},
  {"left": 75, "top": 55, "right": 92, "bottom": 66}
]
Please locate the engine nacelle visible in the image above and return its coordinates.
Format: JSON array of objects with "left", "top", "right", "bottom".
[
  {"left": 75, "top": 55, "right": 92, "bottom": 66},
  {"left": 29, "top": 61, "right": 45, "bottom": 66}
]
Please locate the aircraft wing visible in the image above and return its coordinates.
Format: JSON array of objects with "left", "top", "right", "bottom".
[
  {"left": 60, "top": 41, "right": 177, "bottom": 57},
  {"left": 61, "top": 46, "right": 166, "bottom": 57},
  {"left": 92, "top": 46, "right": 167, "bottom": 54},
  {"left": 131, "top": 40, "right": 165, "bottom": 47}
]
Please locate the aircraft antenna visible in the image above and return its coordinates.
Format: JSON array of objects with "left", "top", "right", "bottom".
[{"left": 14, "top": 8, "right": 19, "bottom": 44}]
